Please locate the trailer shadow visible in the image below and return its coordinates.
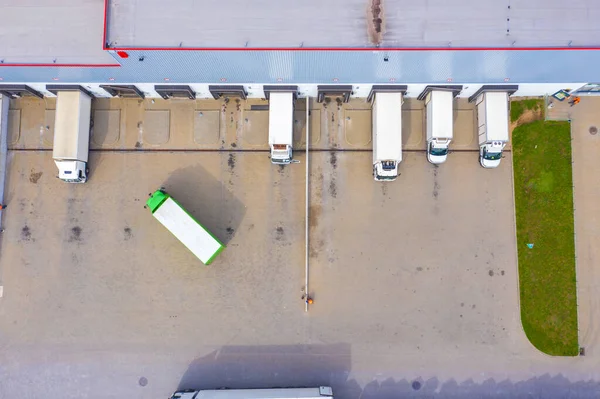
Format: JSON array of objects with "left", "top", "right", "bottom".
[
  {"left": 177, "top": 343, "right": 352, "bottom": 392},
  {"left": 176, "top": 344, "right": 600, "bottom": 398},
  {"left": 161, "top": 164, "right": 245, "bottom": 245}
]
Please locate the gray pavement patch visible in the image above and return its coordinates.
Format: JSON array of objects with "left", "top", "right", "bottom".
[
  {"left": 92, "top": 110, "right": 121, "bottom": 147},
  {"left": 69, "top": 226, "right": 82, "bottom": 243},
  {"left": 402, "top": 109, "right": 424, "bottom": 148},
  {"left": 453, "top": 109, "right": 477, "bottom": 148},
  {"left": 20, "top": 225, "right": 31, "bottom": 241},
  {"left": 29, "top": 169, "right": 42, "bottom": 184},
  {"left": 193, "top": 111, "right": 220, "bottom": 145},
  {"left": 309, "top": 205, "right": 321, "bottom": 230},
  {"left": 329, "top": 180, "right": 337, "bottom": 198},
  {"left": 433, "top": 167, "right": 440, "bottom": 199},
  {"left": 41, "top": 110, "right": 55, "bottom": 147},
  {"left": 275, "top": 226, "right": 285, "bottom": 241},
  {"left": 344, "top": 110, "right": 371, "bottom": 147},
  {"left": 7, "top": 110, "right": 20, "bottom": 146},
  {"left": 293, "top": 109, "right": 321, "bottom": 147},
  {"left": 143, "top": 110, "right": 170, "bottom": 146},
  {"left": 330, "top": 152, "right": 338, "bottom": 169},
  {"left": 242, "top": 110, "right": 268, "bottom": 146}
]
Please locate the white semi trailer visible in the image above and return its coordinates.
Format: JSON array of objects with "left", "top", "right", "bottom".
[
  {"left": 53, "top": 91, "right": 92, "bottom": 183},
  {"left": 476, "top": 91, "right": 510, "bottom": 168},
  {"left": 372, "top": 92, "right": 403, "bottom": 181},
  {"left": 268, "top": 91, "right": 295, "bottom": 164},
  {"left": 425, "top": 90, "right": 454, "bottom": 165},
  {"left": 170, "top": 387, "right": 333, "bottom": 399}
]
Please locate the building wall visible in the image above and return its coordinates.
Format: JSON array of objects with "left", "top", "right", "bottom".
[{"left": 0, "top": 49, "right": 597, "bottom": 95}]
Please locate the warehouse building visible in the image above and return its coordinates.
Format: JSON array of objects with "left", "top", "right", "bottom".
[{"left": 1, "top": 0, "right": 600, "bottom": 99}]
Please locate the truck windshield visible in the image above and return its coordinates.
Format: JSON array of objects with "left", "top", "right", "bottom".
[
  {"left": 430, "top": 146, "right": 448, "bottom": 156},
  {"left": 381, "top": 160, "right": 396, "bottom": 171},
  {"left": 483, "top": 149, "right": 502, "bottom": 160}
]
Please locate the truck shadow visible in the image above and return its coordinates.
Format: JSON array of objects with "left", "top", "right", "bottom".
[
  {"left": 161, "top": 164, "right": 245, "bottom": 245},
  {"left": 177, "top": 344, "right": 600, "bottom": 398},
  {"left": 177, "top": 343, "right": 352, "bottom": 392}
]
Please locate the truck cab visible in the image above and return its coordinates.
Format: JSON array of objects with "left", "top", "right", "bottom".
[
  {"left": 268, "top": 91, "right": 295, "bottom": 164},
  {"left": 56, "top": 160, "right": 88, "bottom": 183},
  {"left": 480, "top": 140, "right": 505, "bottom": 168},
  {"left": 271, "top": 143, "right": 293, "bottom": 164}
]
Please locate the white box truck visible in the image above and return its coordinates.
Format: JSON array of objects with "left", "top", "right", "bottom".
[
  {"left": 268, "top": 91, "right": 294, "bottom": 164},
  {"left": 425, "top": 90, "right": 454, "bottom": 165},
  {"left": 372, "top": 92, "right": 403, "bottom": 181},
  {"left": 53, "top": 91, "right": 92, "bottom": 183},
  {"left": 476, "top": 91, "right": 510, "bottom": 168},
  {"left": 170, "top": 387, "right": 333, "bottom": 399},
  {"left": 146, "top": 189, "right": 224, "bottom": 265}
]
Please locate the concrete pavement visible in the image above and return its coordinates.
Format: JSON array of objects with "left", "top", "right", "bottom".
[
  {"left": 0, "top": 95, "right": 599, "bottom": 398},
  {"left": 558, "top": 97, "right": 600, "bottom": 358}
]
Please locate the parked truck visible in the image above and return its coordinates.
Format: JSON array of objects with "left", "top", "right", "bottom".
[
  {"left": 53, "top": 91, "right": 92, "bottom": 183},
  {"left": 146, "top": 189, "right": 224, "bottom": 265},
  {"left": 372, "top": 92, "right": 403, "bottom": 181},
  {"left": 268, "top": 91, "right": 295, "bottom": 164},
  {"left": 476, "top": 91, "right": 510, "bottom": 168},
  {"left": 425, "top": 90, "right": 454, "bottom": 165},
  {"left": 170, "top": 387, "right": 333, "bottom": 399}
]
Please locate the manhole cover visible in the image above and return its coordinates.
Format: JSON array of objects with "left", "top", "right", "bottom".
[
  {"left": 139, "top": 377, "right": 148, "bottom": 387},
  {"left": 590, "top": 126, "right": 598, "bottom": 135},
  {"left": 412, "top": 380, "right": 422, "bottom": 390}
]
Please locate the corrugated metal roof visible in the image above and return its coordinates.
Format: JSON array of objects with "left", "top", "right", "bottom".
[
  {"left": 107, "top": 0, "right": 600, "bottom": 48},
  {"left": 0, "top": 50, "right": 599, "bottom": 85},
  {"left": 0, "top": 0, "right": 117, "bottom": 65}
]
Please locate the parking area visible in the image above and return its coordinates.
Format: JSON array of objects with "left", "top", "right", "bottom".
[{"left": 0, "top": 97, "right": 599, "bottom": 398}]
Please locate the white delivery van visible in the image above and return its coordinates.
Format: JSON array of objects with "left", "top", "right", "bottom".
[
  {"left": 146, "top": 189, "right": 224, "bottom": 265},
  {"left": 425, "top": 90, "right": 454, "bottom": 164},
  {"left": 170, "top": 387, "right": 333, "bottom": 399},
  {"left": 268, "top": 92, "right": 294, "bottom": 164},
  {"left": 372, "top": 92, "right": 403, "bottom": 181},
  {"left": 476, "top": 91, "right": 510, "bottom": 168},
  {"left": 53, "top": 91, "right": 92, "bottom": 183}
]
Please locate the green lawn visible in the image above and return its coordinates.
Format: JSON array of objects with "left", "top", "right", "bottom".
[
  {"left": 511, "top": 99, "right": 544, "bottom": 122},
  {"left": 512, "top": 120, "right": 578, "bottom": 356}
]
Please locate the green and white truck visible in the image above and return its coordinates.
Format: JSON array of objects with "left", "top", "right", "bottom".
[{"left": 146, "top": 189, "right": 224, "bottom": 265}]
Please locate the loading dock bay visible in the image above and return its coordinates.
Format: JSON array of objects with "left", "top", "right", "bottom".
[{"left": 0, "top": 96, "right": 598, "bottom": 398}]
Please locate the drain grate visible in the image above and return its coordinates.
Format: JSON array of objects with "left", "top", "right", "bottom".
[{"left": 590, "top": 126, "right": 598, "bottom": 135}]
